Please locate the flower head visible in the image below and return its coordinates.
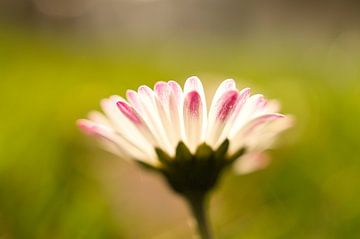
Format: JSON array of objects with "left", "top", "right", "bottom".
[
  {"left": 78, "top": 76, "right": 293, "bottom": 239},
  {"left": 78, "top": 76, "right": 292, "bottom": 193}
]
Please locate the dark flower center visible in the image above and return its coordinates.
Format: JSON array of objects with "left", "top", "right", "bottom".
[{"left": 148, "top": 140, "right": 246, "bottom": 196}]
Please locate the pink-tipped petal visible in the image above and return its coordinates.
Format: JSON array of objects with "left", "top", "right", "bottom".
[
  {"left": 117, "top": 100, "right": 164, "bottom": 149},
  {"left": 137, "top": 84, "right": 173, "bottom": 153},
  {"left": 167, "top": 80, "right": 185, "bottom": 146},
  {"left": 168, "top": 80, "right": 182, "bottom": 100},
  {"left": 77, "top": 119, "right": 119, "bottom": 146},
  {"left": 184, "top": 77, "right": 207, "bottom": 114},
  {"left": 229, "top": 113, "right": 289, "bottom": 153},
  {"left": 213, "top": 88, "right": 251, "bottom": 146},
  {"left": 206, "top": 90, "right": 241, "bottom": 147},
  {"left": 184, "top": 76, "right": 208, "bottom": 142},
  {"left": 184, "top": 76, "right": 203, "bottom": 93},
  {"left": 100, "top": 97, "right": 149, "bottom": 146},
  {"left": 126, "top": 90, "right": 144, "bottom": 113},
  {"left": 77, "top": 119, "right": 98, "bottom": 135},
  {"left": 242, "top": 113, "right": 285, "bottom": 136},
  {"left": 228, "top": 93, "right": 271, "bottom": 138},
  {"left": 239, "top": 87, "right": 251, "bottom": 101},
  {"left": 154, "top": 81, "right": 177, "bottom": 150},
  {"left": 211, "top": 79, "right": 237, "bottom": 105},
  {"left": 116, "top": 101, "right": 142, "bottom": 125},
  {"left": 138, "top": 85, "right": 154, "bottom": 99},
  {"left": 77, "top": 119, "right": 116, "bottom": 141},
  {"left": 227, "top": 87, "right": 251, "bottom": 123},
  {"left": 154, "top": 81, "right": 171, "bottom": 105},
  {"left": 183, "top": 91, "right": 204, "bottom": 152},
  {"left": 219, "top": 79, "right": 236, "bottom": 91},
  {"left": 154, "top": 80, "right": 185, "bottom": 150},
  {"left": 104, "top": 97, "right": 160, "bottom": 160},
  {"left": 77, "top": 119, "right": 155, "bottom": 163},
  {"left": 216, "top": 90, "right": 239, "bottom": 121},
  {"left": 88, "top": 111, "right": 111, "bottom": 126}
]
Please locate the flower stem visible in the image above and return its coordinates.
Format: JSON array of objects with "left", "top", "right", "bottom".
[{"left": 185, "top": 192, "right": 213, "bottom": 239}]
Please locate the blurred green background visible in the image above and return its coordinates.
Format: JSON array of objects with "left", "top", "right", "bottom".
[{"left": 1, "top": 0, "right": 360, "bottom": 238}]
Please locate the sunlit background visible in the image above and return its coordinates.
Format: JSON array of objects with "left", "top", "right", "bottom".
[{"left": 1, "top": 0, "right": 360, "bottom": 238}]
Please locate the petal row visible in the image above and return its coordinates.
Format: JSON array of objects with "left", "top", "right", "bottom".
[{"left": 78, "top": 76, "right": 292, "bottom": 166}]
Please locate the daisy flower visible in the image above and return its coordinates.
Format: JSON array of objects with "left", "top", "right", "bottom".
[{"left": 77, "top": 76, "right": 293, "bottom": 239}]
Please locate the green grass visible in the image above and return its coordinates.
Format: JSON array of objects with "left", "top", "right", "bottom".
[{"left": 0, "top": 27, "right": 360, "bottom": 238}]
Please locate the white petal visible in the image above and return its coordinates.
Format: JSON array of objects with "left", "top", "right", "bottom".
[
  {"left": 206, "top": 90, "right": 240, "bottom": 147},
  {"left": 88, "top": 111, "right": 111, "bottom": 126},
  {"left": 183, "top": 91, "right": 204, "bottom": 153},
  {"left": 229, "top": 114, "right": 291, "bottom": 154},
  {"left": 126, "top": 89, "right": 143, "bottom": 113},
  {"left": 206, "top": 80, "right": 236, "bottom": 137},
  {"left": 116, "top": 100, "right": 158, "bottom": 146},
  {"left": 216, "top": 88, "right": 251, "bottom": 145},
  {"left": 77, "top": 119, "right": 154, "bottom": 164},
  {"left": 228, "top": 94, "right": 268, "bottom": 138},
  {"left": 184, "top": 76, "right": 207, "bottom": 142},
  {"left": 233, "top": 151, "right": 271, "bottom": 174},
  {"left": 168, "top": 80, "right": 185, "bottom": 143},
  {"left": 154, "top": 81, "right": 184, "bottom": 154},
  {"left": 100, "top": 97, "right": 155, "bottom": 159},
  {"left": 206, "top": 87, "right": 250, "bottom": 147},
  {"left": 244, "top": 115, "right": 293, "bottom": 151},
  {"left": 210, "top": 79, "right": 237, "bottom": 107},
  {"left": 127, "top": 89, "right": 158, "bottom": 131},
  {"left": 137, "top": 85, "right": 173, "bottom": 153}
]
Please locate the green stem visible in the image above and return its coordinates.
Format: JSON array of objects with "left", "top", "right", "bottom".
[{"left": 185, "top": 192, "right": 213, "bottom": 239}]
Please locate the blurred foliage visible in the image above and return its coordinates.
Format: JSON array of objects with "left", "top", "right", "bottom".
[{"left": 0, "top": 25, "right": 360, "bottom": 239}]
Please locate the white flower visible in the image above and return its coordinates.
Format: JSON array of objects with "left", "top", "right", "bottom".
[{"left": 77, "top": 76, "right": 293, "bottom": 174}]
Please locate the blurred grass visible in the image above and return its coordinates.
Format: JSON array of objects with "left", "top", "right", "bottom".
[{"left": 0, "top": 26, "right": 360, "bottom": 238}]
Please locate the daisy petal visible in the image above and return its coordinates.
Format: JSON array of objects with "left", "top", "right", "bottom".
[
  {"left": 126, "top": 89, "right": 143, "bottom": 113},
  {"left": 229, "top": 113, "right": 289, "bottom": 154},
  {"left": 154, "top": 81, "right": 182, "bottom": 153},
  {"left": 116, "top": 101, "right": 142, "bottom": 125},
  {"left": 116, "top": 100, "right": 159, "bottom": 147},
  {"left": 184, "top": 76, "right": 207, "bottom": 140},
  {"left": 100, "top": 97, "right": 154, "bottom": 158},
  {"left": 228, "top": 93, "right": 269, "bottom": 138},
  {"left": 137, "top": 85, "right": 173, "bottom": 153},
  {"left": 234, "top": 151, "right": 271, "bottom": 174},
  {"left": 206, "top": 90, "right": 240, "bottom": 147},
  {"left": 183, "top": 91, "right": 204, "bottom": 152},
  {"left": 168, "top": 80, "right": 185, "bottom": 143},
  {"left": 244, "top": 115, "right": 293, "bottom": 151},
  {"left": 87, "top": 111, "right": 111, "bottom": 126},
  {"left": 77, "top": 119, "right": 152, "bottom": 162},
  {"left": 210, "top": 79, "right": 236, "bottom": 106}
]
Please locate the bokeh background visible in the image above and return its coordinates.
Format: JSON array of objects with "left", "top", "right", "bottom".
[{"left": 1, "top": 0, "right": 360, "bottom": 238}]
